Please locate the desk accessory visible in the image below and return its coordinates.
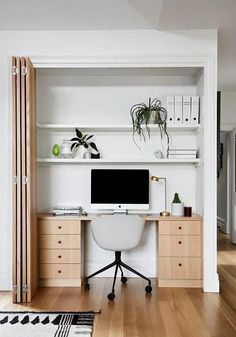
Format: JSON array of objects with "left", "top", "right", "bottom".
[
  {"left": 171, "top": 193, "right": 184, "bottom": 216},
  {"left": 52, "top": 144, "right": 60, "bottom": 158},
  {"left": 151, "top": 176, "right": 170, "bottom": 216},
  {"left": 184, "top": 206, "right": 192, "bottom": 217}
]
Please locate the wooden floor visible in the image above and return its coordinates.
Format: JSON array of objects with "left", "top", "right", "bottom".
[{"left": 1, "top": 232, "right": 236, "bottom": 337}]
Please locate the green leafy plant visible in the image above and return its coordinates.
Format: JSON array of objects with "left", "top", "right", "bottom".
[
  {"left": 70, "top": 128, "right": 99, "bottom": 154},
  {"left": 172, "top": 193, "right": 182, "bottom": 203},
  {"left": 130, "top": 97, "right": 169, "bottom": 150}
]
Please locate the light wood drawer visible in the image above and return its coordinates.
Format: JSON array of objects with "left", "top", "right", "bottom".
[
  {"left": 39, "top": 263, "right": 81, "bottom": 279},
  {"left": 39, "top": 235, "right": 81, "bottom": 249},
  {"left": 159, "top": 235, "right": 201, "bottom": 257},
  {"left": 159, "top": 221, "right": 201, "bottom": 235},
  {"left": 40, "top": 249, "right": 81, "bottom": 264},
  {"left": 159, "top": 257, "right": 202, "bottom": 280},
  {"left": 39, "top": 220, "right": 81, "bottom": 235}
]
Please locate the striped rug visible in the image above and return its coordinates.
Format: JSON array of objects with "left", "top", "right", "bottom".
[{"left": 0, "top": 311, "right": 96, "bottom": 337}]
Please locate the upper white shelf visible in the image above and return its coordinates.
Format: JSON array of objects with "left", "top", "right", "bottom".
[
  {"left": 37, "top": 123, "right": 201, "bottom": 133},
  {"left": 37, "top": 158, "right": 201, "bottom": 166}
]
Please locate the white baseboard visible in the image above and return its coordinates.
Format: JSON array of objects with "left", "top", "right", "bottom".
[{"left": 203, "top": 273, "right": 220, "bottom": 293}]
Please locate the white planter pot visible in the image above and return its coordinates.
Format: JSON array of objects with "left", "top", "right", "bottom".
[
  {"left": 74, "top": 146, "right": 90, "bottom": 159},
  {"left": 171, "top": 202, "right": 184, "bottom": 216}
]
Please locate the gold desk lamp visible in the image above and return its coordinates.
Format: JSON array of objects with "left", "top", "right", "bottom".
[{"left": 151, "top": 176, "right": 170, "bottom": 216}]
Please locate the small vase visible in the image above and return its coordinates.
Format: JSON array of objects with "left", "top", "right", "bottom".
[
  {"left": 74, "top": 146, "right": 90, "bottom": 159},
  {"left": 171, "top": 203, "right": 184, "bottom": 216}
]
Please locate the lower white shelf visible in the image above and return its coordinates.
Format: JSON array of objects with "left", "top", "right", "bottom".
[{"left": 37, "top": 158, "right": 201, "bottom": 165}]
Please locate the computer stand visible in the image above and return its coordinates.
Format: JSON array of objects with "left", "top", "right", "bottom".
[{"left": 84, "top": 251, "right": 152, "bottom": 301}]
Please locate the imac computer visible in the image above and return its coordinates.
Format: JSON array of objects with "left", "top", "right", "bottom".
[{"left": 91, "top": 169, "right": 149, "bottom": 211}]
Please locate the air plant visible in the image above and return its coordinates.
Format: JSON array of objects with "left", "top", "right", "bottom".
[
  {"left": 70, "top": 128, "right": 99, "bottom": 154},
  {"left": 130, "top": 97, "right": 169, "bottom": 152}
]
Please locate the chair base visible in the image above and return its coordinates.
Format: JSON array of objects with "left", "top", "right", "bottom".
[{"left": 84, "top": 251, "right": 152, "bottom": 300}]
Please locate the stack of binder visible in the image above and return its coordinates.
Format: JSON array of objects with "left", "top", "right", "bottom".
[
  {"left": 166, "top": 96, "right": 200, "bottom": 125},
  {"left": 168, "top": 149, "right": 197, "bottom": 159},
  {"left": 52, "top": 205, "right": 83, "bottom": 216}
]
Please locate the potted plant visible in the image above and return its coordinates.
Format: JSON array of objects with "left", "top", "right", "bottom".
[
  {"left": 130, "top": 97, "right": 170, "bottom": 152},
  {"left": 171, "top": 193, "right": 184, "bottom": 216},
  {"left": 70, "top": 128, "right": 99, "bottom": 159}
]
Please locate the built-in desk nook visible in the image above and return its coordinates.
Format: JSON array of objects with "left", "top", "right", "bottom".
[{"left": 38, "top": 213, "right": 203, "bottom": 288}]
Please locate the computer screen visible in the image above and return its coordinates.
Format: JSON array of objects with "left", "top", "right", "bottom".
[{"left": 91, "top": 169, "right": 149, "bottom": 210}]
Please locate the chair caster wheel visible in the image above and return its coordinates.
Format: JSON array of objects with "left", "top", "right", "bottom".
[
  {"left": 84, "top": 282, "right": 90, "bottom": 291},
  {"left": 107, "top": 292, "right": 115, "bottom": 301},
  {"left": 121, "top": 276, "right": 127, "bottom": 284},
  {"left": 145, "top": 285, "right": 152, "bottom": 294}
]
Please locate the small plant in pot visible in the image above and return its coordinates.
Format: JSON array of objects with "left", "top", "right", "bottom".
[
  {"left": 130, "top": 97, "right": 170, "bottom": 152},
  {"left": 70, "top": 128, "right": 100, "bottom": 159},
  {"left": 171, "top": 193, "right": 184, "bottom": 216}
]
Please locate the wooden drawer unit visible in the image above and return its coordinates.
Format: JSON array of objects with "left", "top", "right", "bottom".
[
  {"left": 39, "top": 234, "right": 81, "bottom": 249},
  {"left": 38, "top": 216, "right": 84, "bottom": 287},
  {"left": 40, "top": 263, "right": 81, "bottom": 279},
  {"left": 159, "top": 220, "right": 201, "bottom": 235},
  {"left": 159, "top": 257, "right": 202, "bottom": 280},
  {"left": 39, "top": 219, "right": 81, "bottom": 235},
  {"left": 158, "top": 219, "right": 203, "bottom": 288},
  {"left": 159, "top": 235, "right": 201, "bottom": 257},
  {"left": 40, "top": 249, "right": 81, "bottom": 264}
]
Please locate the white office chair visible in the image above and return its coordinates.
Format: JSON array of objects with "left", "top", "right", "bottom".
[{"left": 84, "top": 214, "right": 152, "bottom": 300}]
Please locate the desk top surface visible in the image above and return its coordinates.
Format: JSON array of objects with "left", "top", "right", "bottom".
[{"left": 38, "top": 213, "right": 203, "bottom": 221}]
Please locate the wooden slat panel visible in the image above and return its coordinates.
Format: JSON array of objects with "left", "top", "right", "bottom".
[
  {"left": 39, "top": 219, "right": 81, "bottom": 235},
  {"left": 40, "top": 249, "right": 81, "bottom": 264},
  {"left": 159, "top": 235, "right": 201, "bottom": 257},
  {"left": 159, "top": 257, "right": 202, "bottom": 280},
  {"left": 16, "top": 57, "right": 22, "bottom": 303},
  {"left": 39, "top": 235, "right": 81, "bottom": 249},
  {"left": 12, "top": 57, "right": 18, "bottom": 303},
  {"left": 159, "top": 220, "right": 201, "bottom": 235},
  {"left": 25, "top": 58, "right": 37, "bottom": 302},
  {"left": 39, "top": 264, "right": 81, "bottom": 279},
  {"left": 21, "top": 57, "right": 27, "bottom": 303}
]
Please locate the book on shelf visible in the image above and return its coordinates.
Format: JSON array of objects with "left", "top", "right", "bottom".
[
  {"left": 168, "top": 149, "right": 197, "bottom": 155},
  {"left": 52, "top": 205, "right": 83, "bottom": 216},
  {"left": 168, "top": 154, "right": 197, "bottom": 159}
]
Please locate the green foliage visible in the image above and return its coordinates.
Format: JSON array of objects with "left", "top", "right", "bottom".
[
  {"left": 130, "top": 97, "right": 169, "bottom": 150},
  {"left": 70, "top": 128, "right": 99, "bottom": 153},
  {"left": 172, "top": 193, "right": 181, "bottom": 203}
]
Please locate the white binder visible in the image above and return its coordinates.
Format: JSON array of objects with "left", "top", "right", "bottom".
[
  {"left": 166, "top": 96, "right": 175, "bottom": 125},
  {"left": 183, "top": 96, "right": 191, "bottom": 125},
  {"left": 174, "top": 96, "right": 183, "bottom": 125},
  {"left": 191, "top": 96, "right": 200, "bottom": 124}
]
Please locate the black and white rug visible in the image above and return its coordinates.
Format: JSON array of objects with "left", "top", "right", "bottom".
[{"left": 0, "top": 311, "right": 96, "bottom": 337}]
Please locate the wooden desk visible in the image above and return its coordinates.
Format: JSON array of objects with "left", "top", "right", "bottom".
[{"left": 37, "top": 213, "right": 203, "bottom": 288}]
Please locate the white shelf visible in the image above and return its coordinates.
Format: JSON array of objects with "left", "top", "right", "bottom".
[
  {"left": 37, "top": 158, "right": 201, "bottom": 165},
  {"left": 37, "top": 123, "right": 201, "bottom": 133}
]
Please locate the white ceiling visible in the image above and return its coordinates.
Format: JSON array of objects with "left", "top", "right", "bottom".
[{"left": 0, "top": 0, "right": 235, "bottom": 91}]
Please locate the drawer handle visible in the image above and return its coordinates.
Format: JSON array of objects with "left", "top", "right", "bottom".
[
  {"left": 178, "top": 241, "right": 182, "bottom": 244},
  {"left": 58, "top": 255, "right": 62, "bottom": 259},
  {"left": 58, "top": 241, "right": 62, "bottom": 244},
  {"left": 58, "top": 226, "right": 62, "bottom": 229},
  {"left": 178, "top": 226, "right": 182, "bottom": 230},
  {"left": 58, "top": 270, "right": 62, "bottom": 274},
  {"left": 178, "top": 263, "right": 182, "bottom": 267}
]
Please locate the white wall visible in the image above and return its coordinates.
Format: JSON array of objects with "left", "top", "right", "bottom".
[
  {"left": 221, "top": 91, "right": 236, "bottom": 130},
  {"left": 0, "top": 29, "right": 217, "bottom": 290}
]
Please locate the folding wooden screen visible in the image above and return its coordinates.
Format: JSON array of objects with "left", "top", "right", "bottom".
[{"left": 12, "top": 57, "right": 37, "bottom": 303}]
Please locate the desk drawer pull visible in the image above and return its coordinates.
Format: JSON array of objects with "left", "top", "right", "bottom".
[
  {"left": 178, "top": 241, "right": 182, "bottom": 244},
  {"left": 58, "top": 255, "right": 62, "bottom": 259},
  {"left": 58, "top": 226, "right": 62, "bottom": 229},
  {"left": 58, "top": 240, "right": 62, "bottom": 244},
  {"left": 178, "top": 226, "right": 182, "bottom": 230},
  {"left": 178, "top": 263, "right": 182, "bottom": 267},
  {"left": 58, "top": 270, "right": 62, "bottom": 274}
]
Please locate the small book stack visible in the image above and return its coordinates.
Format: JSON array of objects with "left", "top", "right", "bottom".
[
  {"left": 52, "top": 205, "right": 83, "bottom": 216},
  {"left": 168, "top": 149, "right": 197, "bottom": 159}
]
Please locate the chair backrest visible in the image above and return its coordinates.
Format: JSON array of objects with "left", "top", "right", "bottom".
[{"left": 90, "top": 214, "right": 145, "bottom": 251}]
